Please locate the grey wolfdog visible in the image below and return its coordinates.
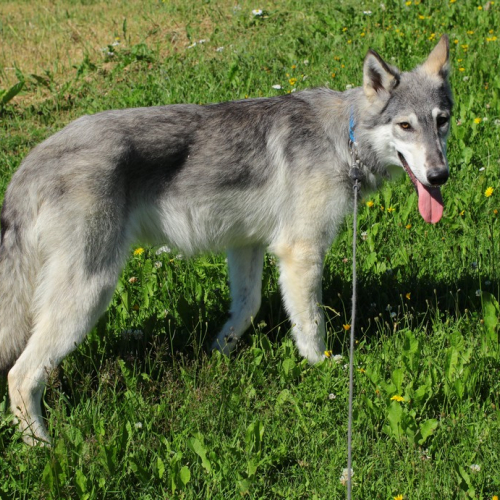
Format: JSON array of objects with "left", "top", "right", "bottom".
[{"left": 0, "top": 36, "right": 452, "bottom": 444}]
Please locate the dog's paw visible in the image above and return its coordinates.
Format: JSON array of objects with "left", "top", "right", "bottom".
[{"left": 210, "top": 335, "right": 238, "bottom": 357}]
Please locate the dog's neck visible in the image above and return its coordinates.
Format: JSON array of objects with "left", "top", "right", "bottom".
[{"left": 347, "top": 107, "right": 385, "bottom": 192}]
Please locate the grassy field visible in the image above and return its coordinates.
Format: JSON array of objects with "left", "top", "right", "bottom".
[{"left": 1, "top": 0, "right": 500, "bottom": 497}]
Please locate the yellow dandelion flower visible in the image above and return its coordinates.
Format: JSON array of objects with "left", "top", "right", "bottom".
[
  {"left": 380, "top": 205, "right": 385, "bottom": 211},
  {"left": 347, "top": 40, "right": 352, "bottom": 44},
  {"left": 405, "top": 0, "right": 412, "bottom": 5},
  {"left": 450, "top": 0, "right": 456, "bottom": 3},
  {"left": 485, "top": 187, "right": 494, "bottom": 197},
  {"left": 454, "top": 39, "right": 459, "bottom": 44},
  {"left": 394, "top": 495, "right": 404, "bottom": 500},
  {"left": 387, "top": 207, "right": 395, "bottom": 213},
  {"left": 459, "top": 67, "right": 465, "bottom": 71},
  {"left": 343, "top": 324, "right": 351, "bottom": 331},
  {"left": 493, "top": 495, "right": 498, "bottom": 500},
  {"left": 490, "top": 29, "right": 495, "bottom": 34},
  {"left": 291, "top": 64, "right": 296, "bottom": 69},
  {"left": 467, "top": 30, "right": 474, "bottom": 35},
  {"left": 460, "top": 210, "right": 465, "bottom": 216},
  {"left": 478, "top": 5, "right": 483, "bottom": 9},
  {"left": 324, "top": 350, "right": 332, "bottom": 358},
  {"left": 360, "top": 32, "right": 365, "bottom": 37},
  {"left": 342, "top": 27, "right": 348, "bottom": 32},
  {"left": 289, "top": 77, "right": 297, "bottom": 86},
  {"left": 134, "top": 247, "right": 145, "bottom": 256},
  {"left": 331, "top": 73, "right": 336, "bottom": 78},
  {"left": 494, "top": 209, "right": 498, "bottom": 215},
  {"left": 391, "top": 395, "right": 405, "bottom": 402},
  {"left": 461, "top": 44, "right": 468, "bottom": 49},
  {"left": 492, "top": 36, "right": 498, "bottom": 41},
  {"left": 358, "top": 368, "right": 366, "bottom": 373},
  {"left": 419, "top": 14, "right": 425, "bottom": 19},
  {"left": 366, "top": 201, "right": 374, "bottom": 207},
  {"left": 474, "top": 117, "right": 482, "bottom": 123},
  {"left": 406, "top": 223, "right": 412, "bottom": 229},
  {"left": 406, "top": 293, "right": 411, "bottom": 300}
]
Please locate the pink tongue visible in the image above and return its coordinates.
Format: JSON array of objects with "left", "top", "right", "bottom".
[{"left": 417, "top": 181, "right": 444, "bottom": 224}]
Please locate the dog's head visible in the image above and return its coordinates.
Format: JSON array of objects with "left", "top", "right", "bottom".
[{"left": 362, "top": 35, "right": 453, "bottom": 224}]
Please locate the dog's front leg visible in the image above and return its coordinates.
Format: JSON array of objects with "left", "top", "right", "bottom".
[
  {"left": 274, "top": 242, "right": 326, "bottom": 363},
  {"left": 211, "top": 245, "right": 266, "bottom": 355}
]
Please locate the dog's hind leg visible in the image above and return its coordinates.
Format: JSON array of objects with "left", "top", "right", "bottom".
[
  {"left": 7, "top": 255, "right": 122, "bottom": 445},
  {"left": 211, "top": 245, "right": 265, "bottom": 355},
  {"left": 273, "top": 241, "right": 326, "bottom": 364}
]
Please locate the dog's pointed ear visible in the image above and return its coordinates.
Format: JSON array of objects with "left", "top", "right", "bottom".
[
  {"left": 420, "top": 34, "right": 450, "bottom": 79},
  {"left": 363, "top": 50, "right": 400, "bottom": 101}
]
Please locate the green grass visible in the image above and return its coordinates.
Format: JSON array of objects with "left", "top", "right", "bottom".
[{"left": 1, "top": 0, "right": 500, "bottom": 498}]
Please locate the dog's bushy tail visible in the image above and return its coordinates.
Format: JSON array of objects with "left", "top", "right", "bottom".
[{"left": 0, "top": 222, "right": 35, "bottom": 375}]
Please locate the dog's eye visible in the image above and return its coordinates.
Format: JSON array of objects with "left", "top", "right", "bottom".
[
  {"left": 437, "top": 116, "right": 449, "bottom": 128},
  {"left": 399, "top": 122, "right": 411, "bottom": 130}
]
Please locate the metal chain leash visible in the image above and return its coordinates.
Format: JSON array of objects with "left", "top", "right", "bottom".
[{"left": 347, "top": 138, "right": 363, "bottom": 500}]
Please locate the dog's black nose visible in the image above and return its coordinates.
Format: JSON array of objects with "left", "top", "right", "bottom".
[{"left": 427, "top": 168, "right": 449, "bottom": 186}]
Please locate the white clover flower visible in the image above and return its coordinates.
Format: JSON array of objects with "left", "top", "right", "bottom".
[
  {"left": 332, "top": 354, "right": 343, "bottom": 364},
  {"left": 345, "top": 84, "right": 353, "bottom": 90},
  {"left": 329, "top": 393, "right": 336, "bottom": 400},
  {"left": 363, "top": 10, "right": 373, "bottom": 15},
  {"left": 154, "top": 261, "right": 162, "bottom": 268},
  {"left": 216, "top": 46, "right": 224, "bottom": 52},
  {"left": 476, "top": 289, "right": 482, "bottom": 296},
  {"left": 390, "top": 312, "right": 397, "bottom": 318},
  {"left": 134, "top": 422, "right": 143, "bottom": 429},
  {"left": 470, "top": 464, "right": 481, "bottom": 472},
  {"left": 479, "top": 167, "right": 485, "bottom": 171},
  {"left": 272, "top": 84, "right": 282, "bottom": 89},
  {"left": 252, "top": 9, "right": 263, "bottom": 16},
  {"left": 156, "top": 245, "right": 171, "bottom": 255},
  {"left": 339, "top": 468, "right": 354, "bottom": 486}
]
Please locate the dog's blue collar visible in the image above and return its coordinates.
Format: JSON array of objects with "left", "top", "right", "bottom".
[
  {"left": 348, "top": 107, "right": 363, "bottom": 184},
  {"left": 349, "top": 108, "right": 356, "bottom": 144}
]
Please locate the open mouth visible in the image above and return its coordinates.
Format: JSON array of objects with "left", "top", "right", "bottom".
[{"left": 398, "top": 152, "right": 444, "bottom": 224}]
